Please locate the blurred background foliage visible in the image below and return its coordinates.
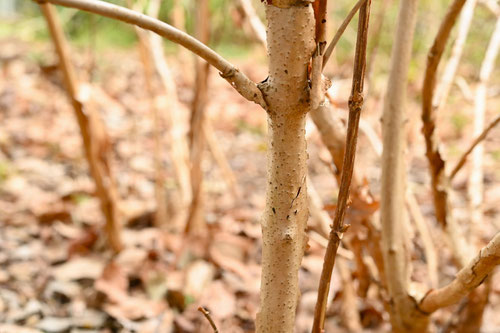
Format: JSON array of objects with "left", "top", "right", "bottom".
[{"left": 1, "top": 0, "right": 499, "bottom": 97}]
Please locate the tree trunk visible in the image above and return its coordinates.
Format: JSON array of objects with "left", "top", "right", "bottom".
[{"left": 255, "top": 2, "right": 315, "bottom": 331}]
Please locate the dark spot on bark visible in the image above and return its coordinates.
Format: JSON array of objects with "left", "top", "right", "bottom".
[
  {"left": 294, "top": 210, "right": 297, "bottom": 215},
  {"left": 272, "top": 207, "right": 276, "bottom": 214},
  {"left": 286, "top": 215, "right": 289, "bottom": 220},
  {"left": 284, "top": 69, "right": 288, "bottom": 74},
  {"left": 322, "top": 19, "right": 326, "bottom": 23}
]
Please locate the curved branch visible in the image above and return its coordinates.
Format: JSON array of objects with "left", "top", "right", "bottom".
[
  {"left": 41, "top": 0, "right": 267, "bottom": 108},
  {"left": 421, "top": 0, "right": 466, "bottom": 228},
  {"left": 433, "top": 0, "right": 477, "bottom": 114},
  {"left": 419, "top": 232, "right": 500, "bottom": 314}
]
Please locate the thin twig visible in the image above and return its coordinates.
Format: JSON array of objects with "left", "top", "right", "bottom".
[
  {"left": 322, "top": 0, "right": 367, "bottom": 69},
  {"left": 419, "top": 232, "right": 500, "bottom": 314},
  {"left": 198, "top": 307, "right": 219, "bottom": 333},
  {"left": 39, "top": 0, "right": 266, "bottom": 108},
  {"left": 311, "top": 2, "right": 371, "bottom": 332},
  {"left": 450, "top": 114, "right": 500, "bottom": 180}
]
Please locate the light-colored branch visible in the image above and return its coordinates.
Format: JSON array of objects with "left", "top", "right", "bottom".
[
  {"left": 433, "top": 0, "right": 477, "bottom": 114},
  {"left": 421, "top": 0, "right": 471, "bottom": 268},
  {"left": 129, "top": 0, "right": 168, "bottom": 228},
  {"left": 322, "top": 0, "right": 367, "bottom": 69},
  {"left": 406, "top": 188, "right": 439, "bottom": 288},
  {"left": 149, "top": 34, "right": 192, "bottom": 211},
  {"left": 236, "top": 0, "right": 267, "bottom": 48},
  {"left": 41, "top": 0, "right": 267, "bottom": 108},
  {"left": 312, "top": 2, "right": 371, "bottom": 331},
  {"left": 450, "top": 114, "right": 500, "bottom": 180},
  {"left": 380, "top": 0, "right": 423, "bottom": 331},
  {"left": 468, "top": 16, "right": 500, "bottom": 225},
  {"left": 419, "top": 232, "right": 500, "bottom": 313}
]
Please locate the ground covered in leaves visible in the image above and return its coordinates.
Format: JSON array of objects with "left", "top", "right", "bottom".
[{"left": 1, "top": 38, "right": 500, "bottom": 332}]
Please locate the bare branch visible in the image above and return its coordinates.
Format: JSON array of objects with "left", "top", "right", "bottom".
[
  {"left": 322, "top": 0, "right": 367, "bottom": 69},
  {"left": 236, "top": 0, "right": 267, "bottom": 48},
  {"left": 198, "top": 307, "right": 219, "bottom": 333},
  {"left": 433, "top": 0, "right": 477, "bottom": 114},
  {"left": 40, "top": 2, "right": 123, "bottom": 252},
  {"left": 421, "top": 0, "right": 466, "bottom": 228},
  {"left": 312, "top": 2, "right": 371, "bottom": 331},
  {"left": 379, "top": 0, "right": 423, "bottom": 330},
  {"left": 450, "top": 114, "right": 500, "bottom": 180},
  {"left": 468, "top": 16, "right": 500, "bottom": 224},
  {"left": 40, "top": 0, "right": 267, "bottom": 108},
  {"left": 419, "top": 232, "right": 500, "bottom": 314}
]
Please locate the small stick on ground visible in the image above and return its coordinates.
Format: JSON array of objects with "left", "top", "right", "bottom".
[
  {"left": 312, "top": 2, "right": 371, "bottom": 331},
  {"left": 198, "top": 307, "right": 219, "bottom": 333}
]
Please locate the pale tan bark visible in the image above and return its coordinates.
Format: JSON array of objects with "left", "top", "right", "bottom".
[
  {"left": 129, "top": 0, "right": 168, "bottom": 228},
  {"left": 255, "top": 2, "right": 315, "bottom": 331},
  {"left": 149, "top": 34, "right": 192, "bottom": 213},
  {"left": 468, "top": 16, "right": 500, "bottom": 226},
  {"left": 309, "top": 103, "right": 348, "bottom": 185},
  {"left": 406, "top": 189, "right": 439, "bottom": 288},
  {"left": 236, "top": 0, "right": 267, "bottom": 48},
  {"left": 419, "top": 232, "right": 500, "bottom": 313},
  {"left": 40, "top": 3, "right": 123, "bottom": 253},
  {"left": 442, "top": 277, "right": 491, "bottom": 333},
  {"left": 433, "top": 0, "right": 477, "bottom": 114},
  {"left": 185, "top": 0, "right": 210, "bottom": 234},
  {"left": 380, "top": 0, "right": 426, "bottom": 331}
]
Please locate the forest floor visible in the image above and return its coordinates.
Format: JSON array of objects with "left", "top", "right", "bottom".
[{"left": 1, "top": 38, "right": 500, "bottom": 333}]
